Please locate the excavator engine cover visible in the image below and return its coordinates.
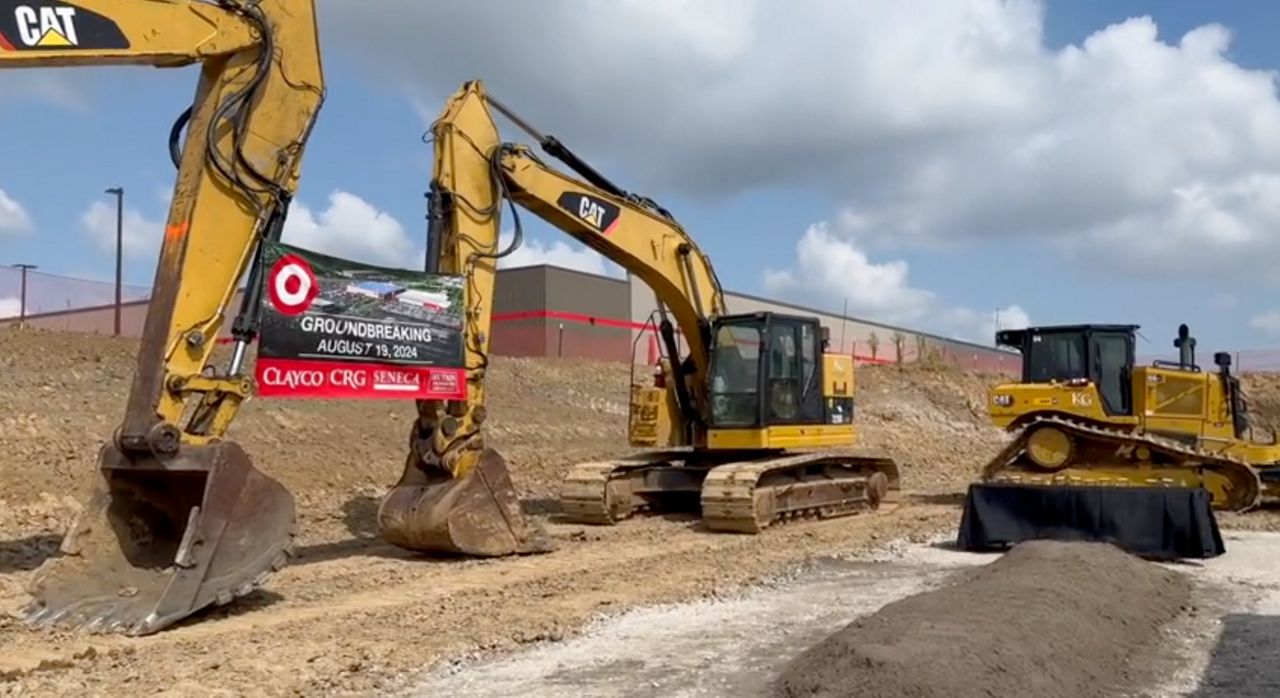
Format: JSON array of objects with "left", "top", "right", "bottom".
[
  {"left": 955, "top": 482, "right": 1225, "bottom": 560},
  {"left": 378, "top": 448, "right": 555, "bottom": 556},
  {"left": 23, "top": 440, "right": 294, "bottom": 636}
]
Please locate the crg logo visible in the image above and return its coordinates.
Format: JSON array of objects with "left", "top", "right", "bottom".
[
  {"left": 330, "top": 368, "right": 368, "bottom": 389},
  {"left": 14, "top": 5, "right": 78, "bottom": 47}
]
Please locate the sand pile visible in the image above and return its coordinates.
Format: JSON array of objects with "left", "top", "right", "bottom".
[{"left": 773, "top": 540, "right": 1191, "bottom": 698}]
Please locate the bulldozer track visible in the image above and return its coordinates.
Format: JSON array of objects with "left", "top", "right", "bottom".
[
  {"left": 558, "top": 450, "right": 900, "bottom": 533},
  {"left": 982, "top": 414, "right": 1263, "bottom": 512}
]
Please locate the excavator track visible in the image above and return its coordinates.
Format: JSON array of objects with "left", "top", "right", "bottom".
[
  {"left": 700, "top": 451, "right": 899, "bottom": 533},
  {"left": 982, "top": 415, "right": 1263, "bottom": 512},
  {"left": 558, "top": 449, "right": 900, "bottom": 533},
  {"left": 559, "top": 452, "right": 696, "bottom": 525}
]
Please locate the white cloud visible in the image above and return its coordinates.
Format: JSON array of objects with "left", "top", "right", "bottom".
[
  {"left": 324, "top": 0, "right": 1280, "bottom": 280},
  {"left": 78, "top": 189, "right": 415, "bottom": 271},
  {"left": 282, "top": 190, "right": 418, "bottom": 269},
  {"left": 0, "top": 296, "right": 19, "bottom": 319},
  {"left": 764, "top": 222, "right": 1028, "bottom": 344},
  {"left": 81, "top": 200, "right": 162, "bottom": 260},
  {"left": 764, "top": 223, "right": 932, "bottom": 324},
  {"left": 496, "top": 230, "right": 622, "bottom": 277},
  {"left": 1251, "top": 311, "right": 1280, "bottom": 337},
  {"left": 0, "top": 188, "right": 33, "bottom": 235},
  {"left": 995, "top": 305, "right": 1032, "bottom": 332}
]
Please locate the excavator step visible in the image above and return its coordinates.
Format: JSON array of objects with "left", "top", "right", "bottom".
[{"left": 956, "top": 481, "right": 1225, "bottom": 560}]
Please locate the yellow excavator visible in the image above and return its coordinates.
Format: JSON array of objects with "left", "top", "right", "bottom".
[
  {"left": 4, "top": 7, "right": 897, "bottom": 634},
  {"left": 378, "top": 79, "right": 902, "bottom": 546},
  {"left": 2, "top": 0, "right": 326, "bottom": 635},
  {"left": 960, "top": 322, "right": 1267, "bottom": 558}
]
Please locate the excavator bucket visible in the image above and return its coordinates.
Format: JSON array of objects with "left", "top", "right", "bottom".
[
  {"left": 22, "top": 440, "right": 294, "bottom": 636},
  {"left": 378, "top": 448, "right": 555, "bottom": 556}
]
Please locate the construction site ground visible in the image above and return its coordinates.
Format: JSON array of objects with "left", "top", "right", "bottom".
[{"left": 4, "top": 327, "right": 1280, "bottom": 696}]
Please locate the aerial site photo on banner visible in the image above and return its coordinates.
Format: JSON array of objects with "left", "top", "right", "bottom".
[{"left": 253, "top": 240, "right": 467, "bottom": 400}]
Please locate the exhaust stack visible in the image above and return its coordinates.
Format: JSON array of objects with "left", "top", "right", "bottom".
[{"left": 1175, "top": 324, "right": 1197, "bottom": 369}]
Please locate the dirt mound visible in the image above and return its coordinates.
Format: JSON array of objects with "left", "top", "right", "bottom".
[{"left": 773, "top": 540, "right": 1191, "bottom": 698}]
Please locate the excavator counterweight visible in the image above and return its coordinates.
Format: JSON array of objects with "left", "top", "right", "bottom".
[{"left": 2, "top": 0, "right": 325, "bottom": 634}]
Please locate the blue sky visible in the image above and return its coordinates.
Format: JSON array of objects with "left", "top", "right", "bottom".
[{"left": 3, "top": 0, "right": 1280, "bottom": 357}]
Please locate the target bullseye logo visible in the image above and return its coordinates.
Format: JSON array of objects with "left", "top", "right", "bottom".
[{"left": 268, "top": 253, "right": 319, "bottom": 316}]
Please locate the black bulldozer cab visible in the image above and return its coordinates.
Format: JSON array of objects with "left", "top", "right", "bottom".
[{"left": 996, "top": 324, "right": 1138, "bottom": 418}]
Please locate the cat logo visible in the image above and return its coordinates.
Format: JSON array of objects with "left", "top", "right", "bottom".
[
  {"left": 555, "top": 192, "right": 621, "bottom": 236},
  {"left": 13, "top": 5, "right": 78, "bottom": 47},
  {"left": 578, "top": 197, "right": 606, "bottom": 228}
]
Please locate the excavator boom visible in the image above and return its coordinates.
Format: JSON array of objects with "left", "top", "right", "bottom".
[
  {"left": 379, "top": 83, "right": 719, "bottom": 552},
  {"left": 2, "top": 0, "right": 325, "bottom": 634}
]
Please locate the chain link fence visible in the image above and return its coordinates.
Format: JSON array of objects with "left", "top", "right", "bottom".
[{"left": 0, "top": 265, "right": 150, "bottom": 319}]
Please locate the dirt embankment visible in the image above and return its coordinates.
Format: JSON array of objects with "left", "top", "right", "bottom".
[
  {"left": 0, "top": 327, "right": 1013, "bottom": 695},
  {"left": 0, "top": 328, "right": 1004, "bottom": 531},
  {"left": 774, "top": 540, "right": 1193, "bottom": 698},
  {"left": 1243, "top": 372, "right": 1280, "bottom": 439}
]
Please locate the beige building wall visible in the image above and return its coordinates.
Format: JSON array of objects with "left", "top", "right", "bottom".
[{"left": 626, "top": 273, "right": 1019, "bottom": 372}]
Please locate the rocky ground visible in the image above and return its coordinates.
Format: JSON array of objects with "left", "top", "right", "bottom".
[{"left": 1, "top": 326, "right": 1278, "bottom": 696}]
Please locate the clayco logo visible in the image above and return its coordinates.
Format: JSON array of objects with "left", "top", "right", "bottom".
[
  {"left": 13, "top": 5, "right": 78, "bottom": 47},
  {"left": 267, "top": 253, "right": 319, "bottom": 316}
]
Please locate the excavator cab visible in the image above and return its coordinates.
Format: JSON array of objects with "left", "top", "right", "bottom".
[{"left": 707, "top": 313, "right": 829, "bottom": 431}]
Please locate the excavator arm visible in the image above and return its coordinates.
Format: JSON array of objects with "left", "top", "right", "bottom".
[
  {"left": 1, "top": 0, "right": 325, "bottom": 635},
  {"left": 378, "top": 80, "right": 735, "bottom": 554}
]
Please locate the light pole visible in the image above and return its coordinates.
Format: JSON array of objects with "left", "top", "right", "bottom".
[
  {"left": 105, "top": 187, "right": 123, "bottom": 335},
  {"left": 13, "top": 263, "right": 36, "bottom": 328}
]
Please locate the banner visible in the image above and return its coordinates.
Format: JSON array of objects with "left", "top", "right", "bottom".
[{"left": 254, "top": 241, "right": 468, "bottom": 400}]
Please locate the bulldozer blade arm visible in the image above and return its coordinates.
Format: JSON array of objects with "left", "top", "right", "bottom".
[
  {"left": 378, "top": 447, "right": 556, "bottom": 557},
  {"left": 23, "top": 440, "right": 295, "bottom": 636}
]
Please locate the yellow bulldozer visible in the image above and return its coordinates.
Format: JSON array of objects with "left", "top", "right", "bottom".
[
  {"left": 960, "top": 322, "right": 1270, "bottom": 558},
  {"left": 3, "top": 0, "right": 900, "bottom": 637}
]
